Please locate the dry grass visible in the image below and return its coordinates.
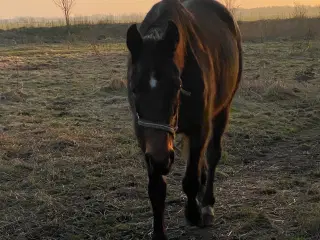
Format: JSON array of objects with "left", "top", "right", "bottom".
[
  {"left": 1, "top": 5, "right": 320, "bottom": 30},
  {"left": 239, "top": 18, "right": 320, "bottom": 42},
  {"left": 1, "top": 18, "right": 320, "bottom": 46},
  {"left": 0, "top": 14, "right": 145, "bottom": 30},
  {"left": 0, "top": 40, "right": 319, "bottom": 240}
]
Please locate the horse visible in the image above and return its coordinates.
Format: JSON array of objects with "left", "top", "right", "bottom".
[{"left": 125, "top": 0, "right": 243, "bottom": 239}]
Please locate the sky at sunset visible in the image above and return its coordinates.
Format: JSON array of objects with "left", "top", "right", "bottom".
[{"left": 0, "top": 0, "right": 320, "bottom": 19}]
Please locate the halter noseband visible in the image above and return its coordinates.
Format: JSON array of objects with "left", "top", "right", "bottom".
[
  {"left": 135, "top": 88, "right": 191, "bottom": 135},
  {"left": 136, "top": 113, "right": 178, "bottom": 135}
]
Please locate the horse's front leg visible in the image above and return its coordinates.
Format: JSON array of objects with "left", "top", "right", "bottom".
[
  {"left": 182, "top": 132, "right": 206, "bottom": 227},
  {"left": 148, "top": 173, "right": 168, "bottom": 240}
]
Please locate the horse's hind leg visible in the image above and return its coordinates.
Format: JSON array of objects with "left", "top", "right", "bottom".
[
  {"left": 201, "top": 106, "right": 230, "bottom": 226},
  {"left": 182, "top": 132, "right": 206, "bottom": 227}
]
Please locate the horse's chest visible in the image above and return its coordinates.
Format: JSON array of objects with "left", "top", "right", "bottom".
[{"left": 178, "top": 94, "right": 204, "bottom": 131}]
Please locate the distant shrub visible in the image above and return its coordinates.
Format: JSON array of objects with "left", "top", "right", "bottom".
[
  {"left": 222, "top": 0, "right": 240, "bottom": 16},
  {"left": 291, "top": 1, "right": 308, "bottom": 19}
]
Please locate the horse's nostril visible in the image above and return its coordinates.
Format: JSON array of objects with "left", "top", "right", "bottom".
[{"left": 145, "top": 151, "right": 174, "bottom": 175}]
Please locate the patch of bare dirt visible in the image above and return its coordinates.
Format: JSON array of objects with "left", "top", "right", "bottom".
[{"left": 0, "top": 56, "right": 24, "bottom": 70}]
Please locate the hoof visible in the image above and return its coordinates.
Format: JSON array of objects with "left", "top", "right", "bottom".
[
  {"left": 185, "top": 200, "right": 202, "bottom": 227},
  {"left": 201, "top": 206, "right": 215, "bottom": 227},
  {"left": 152, "top": 232, "right": 168, "bottom": 240}
]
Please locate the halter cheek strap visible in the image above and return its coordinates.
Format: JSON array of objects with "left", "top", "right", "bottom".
[{"left": 180, "top": 88, "right": 191, "bottom": 96}]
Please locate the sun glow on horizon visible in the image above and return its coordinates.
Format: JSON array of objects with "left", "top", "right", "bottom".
[{"left": 0, "top": 0, "right": 319, "bottom": 19}]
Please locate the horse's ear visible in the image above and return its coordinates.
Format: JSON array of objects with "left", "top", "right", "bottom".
[
  {"left": 159, "top": 20, "right": 180, "bottom": 57},
  {"left": 126, "top": 24, "right": 142, "bottom": 62}
]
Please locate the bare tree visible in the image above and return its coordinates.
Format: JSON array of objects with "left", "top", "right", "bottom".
[
  {"left": 53, "top": 0, "right": 75, "bottom": 34},
  {"left": 291, "top": 1, "right": 308, "bottom": 19},
  {"left": 223, "top": 0, "right": 240, "bottom": 16}
]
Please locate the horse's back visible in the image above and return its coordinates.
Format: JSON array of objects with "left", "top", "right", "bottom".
[
  {"left": 182, "top": 0, "right": 242, "bottom": 112},
  {"left": 182, "top": 0, "right": 239, "bottom": 36},
  {"left": 182, "top": 0, "right": 241, "bottom": 66}
]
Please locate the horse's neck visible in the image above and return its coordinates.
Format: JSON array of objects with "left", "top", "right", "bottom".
[{"left": 174, "top": 37, "right": 187, "bottom": 71}]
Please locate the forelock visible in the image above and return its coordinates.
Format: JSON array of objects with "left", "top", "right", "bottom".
[{"left": 143, "top": 28, "right": 163, "bottom": 41}]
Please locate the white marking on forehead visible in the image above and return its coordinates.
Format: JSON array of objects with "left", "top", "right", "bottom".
[{"left": 149, "top": 75, "right": 158, "bottom": 89}]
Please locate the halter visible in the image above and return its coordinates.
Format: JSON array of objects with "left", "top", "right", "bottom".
[
  {"left": 136, "top": 88, "right": 191, "bottom": 135},
  {"left": 136, "top": 113, "right": 178, "bottom": 135}
]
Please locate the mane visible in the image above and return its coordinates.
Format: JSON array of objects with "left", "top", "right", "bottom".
[{"left": 139, "top": 0, "right": 216, "bottom": 137}]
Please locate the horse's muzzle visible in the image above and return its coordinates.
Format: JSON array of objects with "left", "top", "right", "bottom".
[{"left": 145, "top": 150, "right": 175, "bottom": 176}]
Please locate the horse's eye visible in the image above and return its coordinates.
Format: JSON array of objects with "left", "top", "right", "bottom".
[
  {"left": 132, "top": 87, "right": 137, "bottom": 94},
  {"left": 131, "top": 82, "right": 141, "bottom": 95},
  {"left": 132, "top": 88, "right": 139, "bottom": 99}
]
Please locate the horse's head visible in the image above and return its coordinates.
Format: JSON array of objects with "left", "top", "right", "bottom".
[{"left": 126, "top": 21, "right": 181, "bottom": 176}]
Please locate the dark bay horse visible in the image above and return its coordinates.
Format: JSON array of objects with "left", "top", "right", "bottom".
[{"left": 126, "top": 0, "right": 242, "bottom": 239}]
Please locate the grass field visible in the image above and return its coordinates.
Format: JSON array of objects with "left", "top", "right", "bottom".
[
  {"left": 1, "top": 18, "right": 320, "bottom": 46},
  {"left": 0, "top": 36, "right": 320, "bottom": 240}
]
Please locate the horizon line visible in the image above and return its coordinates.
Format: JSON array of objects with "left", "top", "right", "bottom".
[{"left": 1, "top": 4, "right": 319, "bottom": 20}]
